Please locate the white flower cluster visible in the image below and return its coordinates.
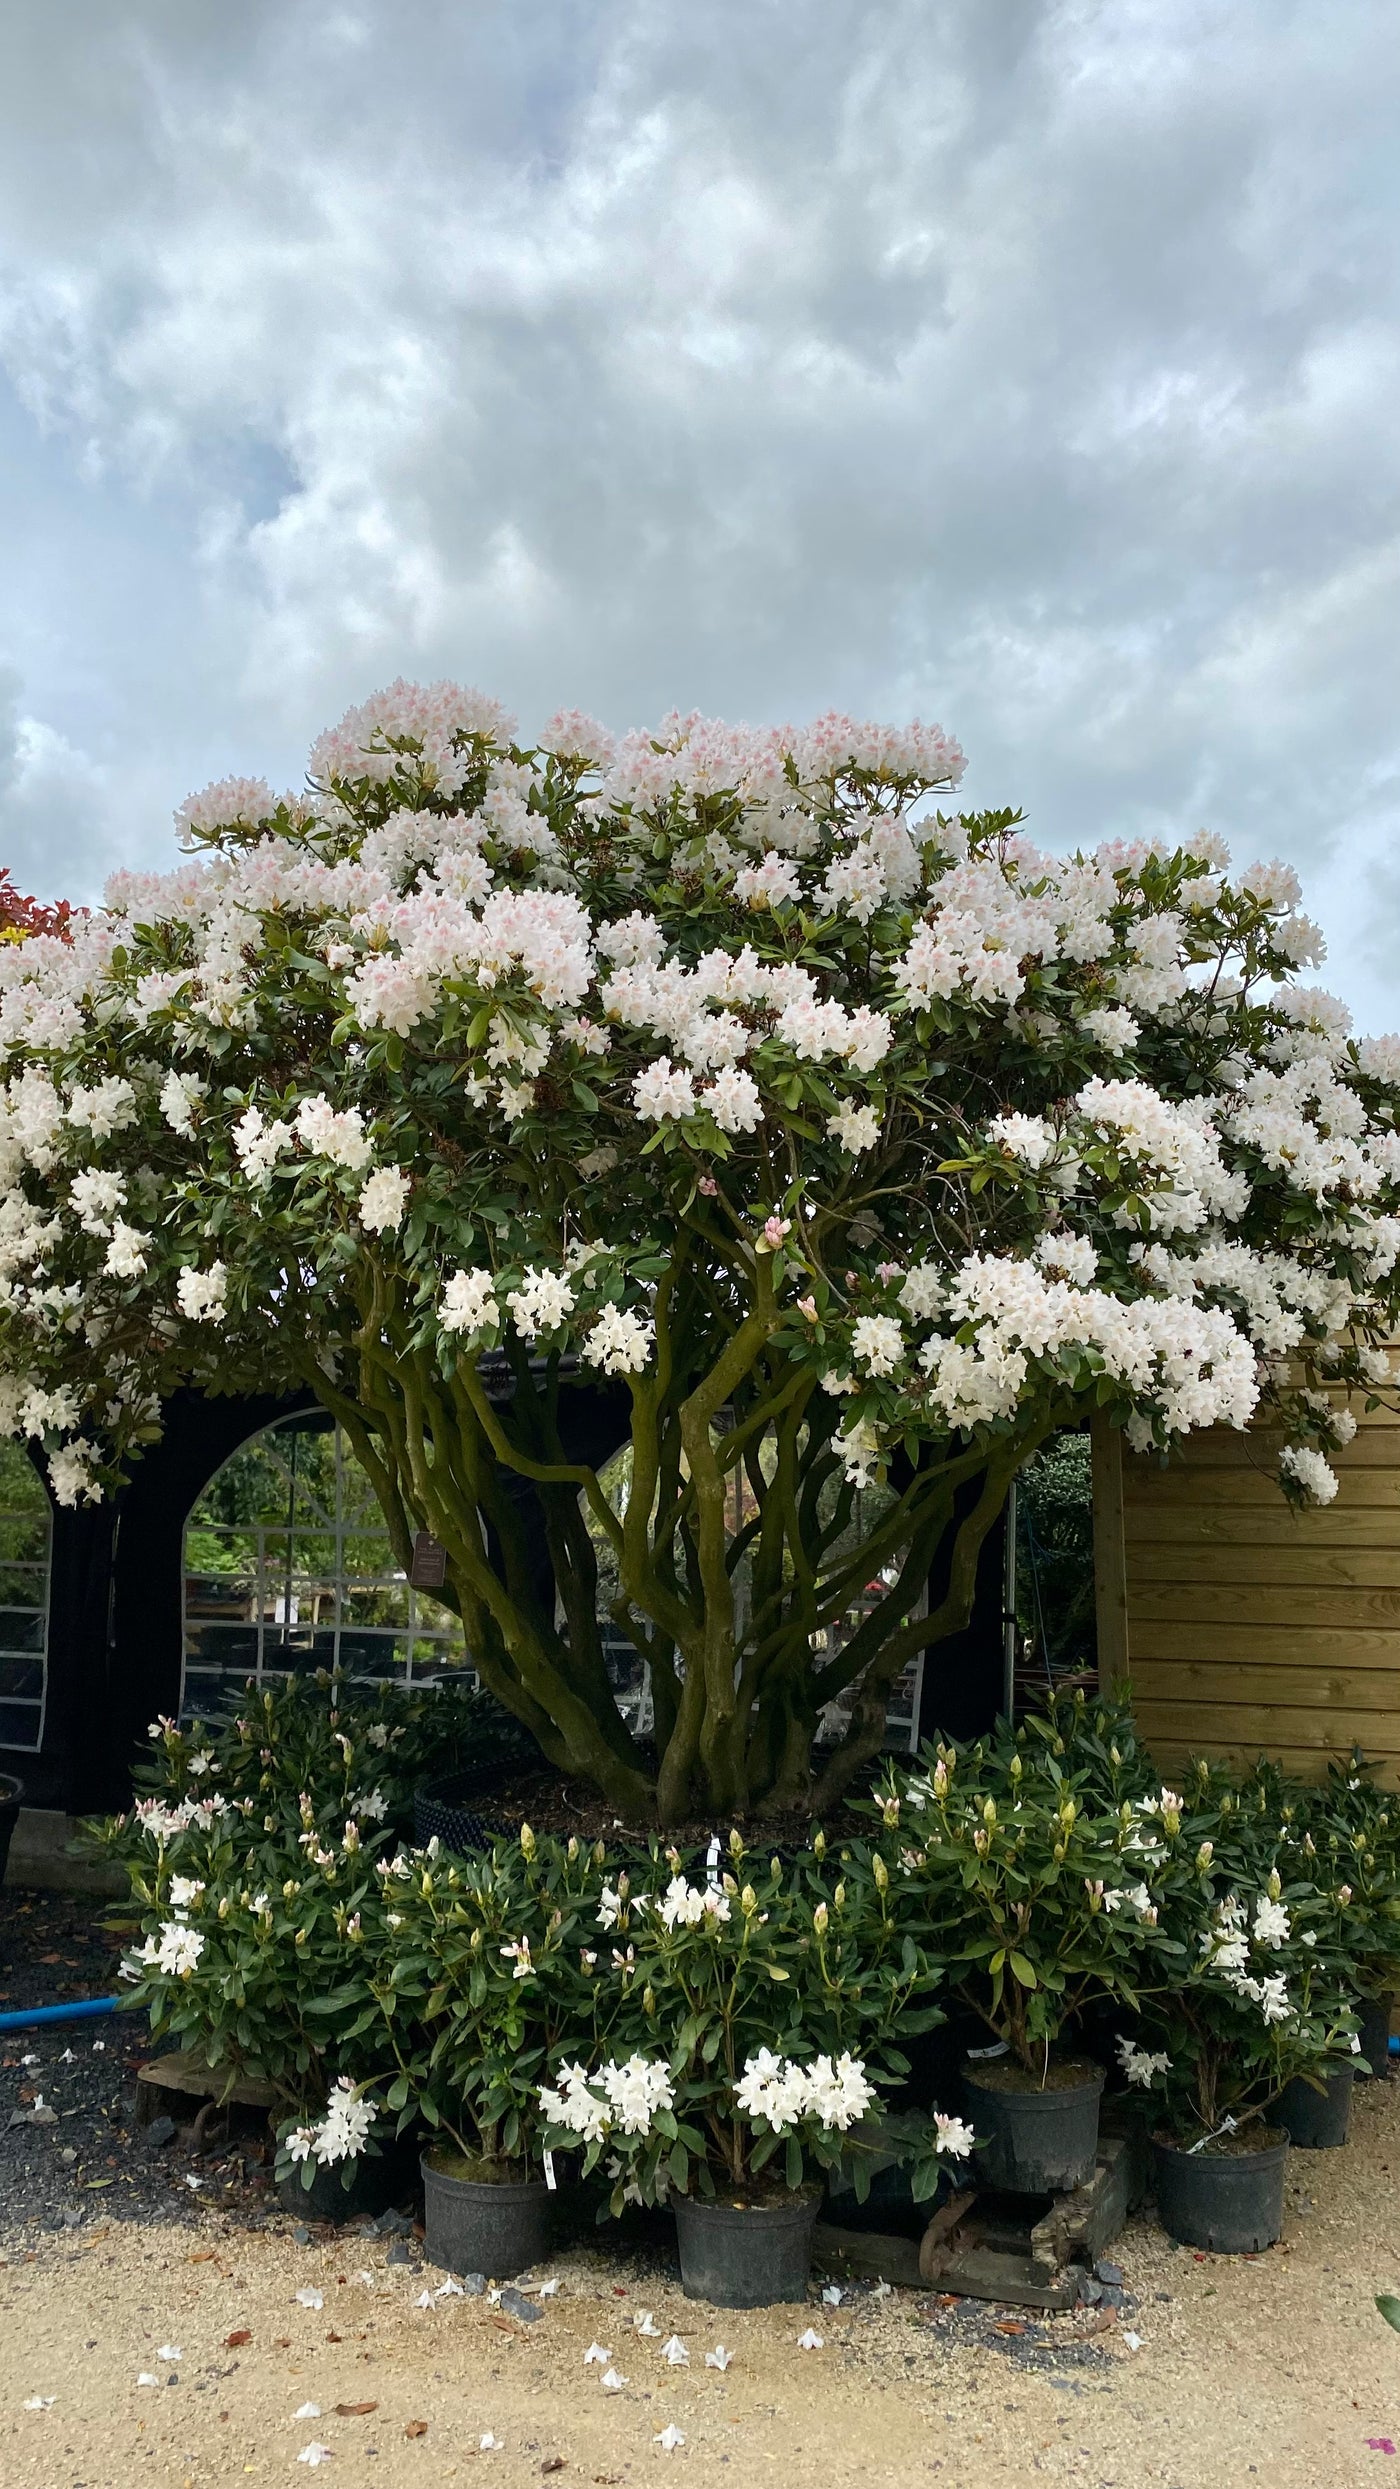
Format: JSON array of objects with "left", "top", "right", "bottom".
[
  {"left": 285, "top": 2078, "right": 377, "bottom": 2166},
  {"left": 732, "top": 2049, "right": 877, "bottom": 2134},
  {"left": 652, "top": 1875, "right": 732, "bottom": 1931},
  {"left": 1198, "top": 1893, "right": 1295, "bottom": 2023},
  {"left": 1115, "top": 2034, "right": 1172, "bottom": 2090},
  {"left": 539, "top": 2055, "right": 676, "bottom": 2142}
]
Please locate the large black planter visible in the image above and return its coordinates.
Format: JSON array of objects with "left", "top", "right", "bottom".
[
  {"left": 0, "top": 1773, "right": 23, "bottom": 1886},
  {"left": 421, "top": 2150, "right": 553, "bottom": 2279},
  {"left": 1357, "top": 1994, "right": 1395, "bottom": 2078},
  {"left": 1152, "top": 2129, "right": 1288, "bottom": 2253},
  {"left": 962, "top": 2056, "right": 1105, "bottom": 2195},
  {"left": 278, "top": 2143, "right": 415, "bottom": 2224},
  {"left": 1277, "top": 2063, "right": 1354, "bottom": 2149},
  {"left": 673, "top": 2189, "right": 820, "bottom": 2307}
]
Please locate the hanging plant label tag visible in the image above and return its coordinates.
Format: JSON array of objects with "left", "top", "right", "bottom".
[
  {"left": 409, "top": 1532, "right": 448, "bottom": 1589},
  {"left": 542, "top": 2151, "right": 558, "bottom": 2192}
]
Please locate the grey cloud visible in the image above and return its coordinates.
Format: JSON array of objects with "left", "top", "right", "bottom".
[{"left": 0, "top": 0, "right": 1396, "bottom": 1015}]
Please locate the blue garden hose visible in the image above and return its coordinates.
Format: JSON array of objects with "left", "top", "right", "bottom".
[{"left": 0, "top": 1994, "right": 121, "bottom": 2033}]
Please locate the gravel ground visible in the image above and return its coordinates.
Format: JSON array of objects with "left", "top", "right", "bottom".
[{"left": 5, "top": 1889, "right": 1400, "bottom": 2486}]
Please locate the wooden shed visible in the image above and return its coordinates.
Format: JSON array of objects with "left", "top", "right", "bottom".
[{"left": 1092, "top": 1397, "right": 1400, "bottom": 1788}]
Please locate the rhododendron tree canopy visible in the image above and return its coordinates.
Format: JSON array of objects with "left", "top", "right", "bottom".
[{"left": 1, "top": 683, "right": 1398, "bottom": 1822}]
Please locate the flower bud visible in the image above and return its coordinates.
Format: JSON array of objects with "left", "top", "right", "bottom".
[
  {"left": 729, "top": 1827, "right": 745, "bottom": 1859},
  {"left": 982, "top": 1798, "right": 997, "bottom": 1828},
  {"left": 593, "top": 1839, "right": 607, "bottom": 1867},
  {"left": 617, "top": 1870, "right": 631, "bottom": 1899},
  {"left": 882, "top": 1797, "right": 901, "bottom": 1829},
  {"left": 873, "top": 1854, "right": 889, "bottom": 1892},
  {"left": 833, "top": 1882, "right": 846, "bottom": 1912},
  {"left": 521, "top": 1823, "right": 536, "bottom": 1862},
  {"left": 1267, "top": 1866, "right": 1282, "bottom": 1902},
  {"left": 813, "top": 1902, "right": 829, "bottom": 1935},
  {"left": 1110, "top": 1745, "right": 1122, "bottom": 1768},
  {"left": 813, "top": 1829, "right": 827, "bottom": 1862},
  {"left": 1195, "top": 1840, "right": 1214, "bottom": 1871},
  {"left": 741, "top": 1884, "right": 757, "bottom": 1914},
  {"left": 1053, "top": 1840, "right": 1066, "bottom": 1864},
  {"left": 567, "top": 1835, "right": 579, "bottom": 1863},
  {"left": 643, "top": 1983, "right": 657, "bottom": 2018},
  {"left": 1338, "top": 1883, "right": 1353, "bottom": 1904},
  {"left": 1010, "top": 1753, "right": 1023, "bottom": 1782}
]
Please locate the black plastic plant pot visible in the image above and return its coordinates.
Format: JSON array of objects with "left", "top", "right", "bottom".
[
  {"left": 1151, "top": 2129, "right": 1288, "bottom": 2253},
  {"left": 1277, "top": 2063, "right": 1354, "bottom": 2150},
  {"left": 0, "top": 1772, "right": 24, "bottom": 1886},
  {"left": 961, "top": 2056, "right": 1105, "bottom": 2195},
  {"left": 1356, "top": 1994, "right": 1395, "bottom": 2079},
  {"left": 673, "top": 2189, "right": 821, "bottom": 2308},
  {"left": 413, "top": 1768, "right": 513, "bottom": 1856},
  {"left": 276, "top": 2147, "right": 413, "bottom": 2224},
  {"left": 421, "top": 2150, "right": 554, "bottom": 2279}
]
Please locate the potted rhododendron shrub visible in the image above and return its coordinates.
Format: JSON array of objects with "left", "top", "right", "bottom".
[
  {"left": 881, "top": 1742, "right": 1169, "bottom": 2193},
  {"left": 368, "top": 1825, "right": 605, "bottom": 2279},
  {"left": 539, "top": 1834, "right": 970, "bottom": 2305},
  {"left": 1114, "top": 1788, "right": 1360, "bottom": 2253},
  {"left": 0, "top": 683, "right": 1395, "bottom": 1832}
]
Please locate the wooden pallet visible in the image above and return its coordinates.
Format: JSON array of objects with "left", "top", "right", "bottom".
[{"left": 816, "top": 2130, "right": 1146, "bottom": 2309}]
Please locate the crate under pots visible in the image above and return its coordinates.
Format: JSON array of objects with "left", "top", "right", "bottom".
[
  {"left": 673, "top": 2186, "right": 822, "bottom": 2308},
  {"left": 422, "top": 2146, "right": 555, "bottom": 2280},
  {"left": 1277, "top": 2061, "right": 1354, "bottom": 2150},
  {"left": 1151, "top": 2126, "right": 1289, "bottom": 2254},
  {"left": 961, "top": 2053, "right": 1106, "bottom": 2195}
]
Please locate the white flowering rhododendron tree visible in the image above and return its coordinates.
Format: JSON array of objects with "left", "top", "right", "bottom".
[{"left": 2, "top": 681, "right": 1399, "bottom": 1822}]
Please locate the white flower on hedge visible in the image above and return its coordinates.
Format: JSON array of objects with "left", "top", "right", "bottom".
[
  {"left": 70, "top": 1170, "right": 127, "bottom": 1235},
  {"left": 1115, "top": 2035, "right": 1171, "bottom": 2090},
  {"left": 933, "top": 2111, "right": 977, "bottom": 2157},
  {"left": 1280, "top": 1443, "right": 1338, "bottom": 1505},
  {"left": 898, "top": 1262, "right": 945, "bottom": 1321},
  {"left": 829, "top": 1102, "right": 882, "bottom": 1156},
  {"left": 582, "top": 1304, "right": 654, "bottom": 1376},
  {"left": 851, "top": 1314, "right": 904, "bottom": 1377},
  {"left": 596, "top": 1883, "right": 624, "bottom": 1930},
  {"left": 540, "top": 2055, "right": 674, "bottom": 2142},
  {"left": 655, "top": 1874, "right": 730, "bottom": 1931},
  {"left": 168, "top": 1876, "right": 205, "bottom": 1914},
  {"left": 138, "top": 1920, "right": 205, "bottom": 1978},
  {"left": 988, "top": 1111, "right": 1055, "bottom": 1169},
  {"left": 314, "top": 2079, "right": 376, "bottom": 2165},
  {"left": 176, "top": 1263, "right": 227, "bottom": 1324},
  {"left": 296, "top": 1093, "right": 373, "bottom": 1170},
  {"left": 1252, "top": 1896, "right": 1291, "bottom": 1949},
  {"left": 439, "top": 1267, "right": 498, "bottom": 1337},
  {"left": 506, "top": 1267, "right": 576, "bottom": 1341},
  {"left": 358, "top": 1166, "right": 410, "bottom": 1233},
  {"left": 734, "top": 2048, "right": 875, "bottom": 2134},
  {"left": 500, "top": 1937, "right": 534, "bottom": 1980}
]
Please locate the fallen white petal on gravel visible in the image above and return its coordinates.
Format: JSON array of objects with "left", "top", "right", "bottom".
[
  {"left": 136, "top": 2375, "right": 158, "bottom": 2389},
  {"left": 1123, "top": 2330, "right": 1143, "bottom": 2351},
  {"left": 705, "top": 2346, "right": 733, "bottom": 2371},
  {"left": 297, "top": 2444, "right": 333, "bottom": 2467},
  {"left": 294, "top": 2403, "right": 322, "bottom": 2420},
  {"left": 156, "top": 2346, "right": 182, "bottom": 2364},
  {"left": 634, "top": 2311, "right": 661, "bottom": 2336},
  {"left": 479, "top": 2433, "right": 503, "bottom": 2451},
  {"left": 295, "top": 2290, "right": 324, "bottom": 2310},
  {"left": 661, "top": 2335, "right": 689, "bottom": 2366},
  {"left": 433, "top": 2279, "right": 464, "bottom": 2299},
  {"left": 583, "top": 2344, "right": 611, "bottom": 2366},
  {"left": 797, "top": 2328, "right": 824, "bottom": 2351},
  {"left": 414, "top": 2292, "right": 433, "bottom": 2310},
  {"left": 821, "top": 2285, "right": 844, "bottom": 2305},
  {"left": 600, "top": 2369, "right": 628, "bottom": 2393},
  {"left": 656, "top": 2424, "right": 686, "bottom": 2451},
  {"left": 535, "top": 2278, "right": 561, "bottom": 2297},
  {"left": 22, "top": 2396, "right": 55, "bottom": 2411}
]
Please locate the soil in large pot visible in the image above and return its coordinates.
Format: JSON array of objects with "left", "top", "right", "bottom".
[
  {"left": 962, "top": 2054, "right": 1105, "bottom": 2194},
  {"left": 1277, "top": 2062, "right": 1354, "bottom": 2149},
  {"left": 1151, "top": 2125, "right": 1288, "bottom": 2253},
  {"left": 0, "top": 1773, "right": 24, "bottom": 1886},
  {"left": 421, "top": 2147, "right": 554, "bottom": 2280},
  {"left": 673, "top": 2187, "right": 821, "bottom": 2308}
]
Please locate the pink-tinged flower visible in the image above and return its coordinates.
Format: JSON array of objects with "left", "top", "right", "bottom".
[
  {"left": 698, "top": 1175, "right": 719, "bottom": 1196},
  {"left": 797, "top": 1296, "right": 819, "bottom": 1322},
  {"left": 761, "top": 1215, "right": 791, "bottom": 1251}
]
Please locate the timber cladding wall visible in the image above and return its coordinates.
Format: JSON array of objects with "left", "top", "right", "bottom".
[{"left": 1092, "top": 1402, "right": 1400, "bottom": 1788}]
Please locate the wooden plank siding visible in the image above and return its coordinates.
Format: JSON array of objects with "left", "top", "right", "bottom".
[{"left": 1094, "top": 1398, "right": 1400, "bottom": 1787}]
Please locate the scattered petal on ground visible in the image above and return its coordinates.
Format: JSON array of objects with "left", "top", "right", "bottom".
[
  {"left": 656, "top": 2424, "right": 686, "bottom": 2451},
  {"left": 661, "top": 2335, "right": 689, "bottom": 2366},
  {"left": 156, "top": 2346, "right": 182, "bottom": 2363},
  {"left": 705, "top": 2346, "right": 732, "bottom": 2371},
  {"left": 821, "top": 2285, "right": 844, "bottom": 2305},
  {"left": 136, "top": 2374, "right": 157, "bottom": 2389},
  {"left": 583, "top": 2344, "right": 611, "bottom": 2365},
  {"left": 297, "top": 2443, "right": 333, "bottom": 2466},
  {"left": 479, "top": 2432, "right": 503, "bottom": 2451},
  {"left": 536, "top": 2279, "right": 561, "bottom": 2297},
  {"left": 1366, "top": 2441, "right": 1398, "bottom": 2456},
  {"left": 414, "top": 2292, "right": 433, "bottom": 2310},
  {"left": 22, "top": 2395, "right": 55, "bottom": 2410},
  {"left": 295, "top": 2290, "right": 324, "bottom": 2310},
  {"left": 797, "top": 2328, "right": 824, "bottom": 2351},
  {"left": 1122, "top": 2330, "right": 1143, "bottom": 2351},
  {"left": 433, "top": 2279, "right": 464, "bottom": 2300},
  {"left": 634, "top": 2311, "right": 661, "bottom": 2336},
  {"left": 293, "top": 2403, "right": 322, "bottom": 2420},
  {"left": 600, "top": 2369, "right": 627, "bottom": 2393}
]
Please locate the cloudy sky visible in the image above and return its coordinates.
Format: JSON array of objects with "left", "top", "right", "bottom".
[{"left": 1, "top": 2, "right": 1396, "bottom": 1020}]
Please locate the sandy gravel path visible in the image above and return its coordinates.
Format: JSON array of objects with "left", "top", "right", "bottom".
[{"left": 5, "top": 2080, "right": 1400, "bottom": 2488}]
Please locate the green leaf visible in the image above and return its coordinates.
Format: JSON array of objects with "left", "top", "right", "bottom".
[
  {"left": 1377, "top": 2294, "right": 1400, "bottom": 2332},
  {"left": 1008, "top": 1952, "right": 1039, "bottom": 1988}
]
